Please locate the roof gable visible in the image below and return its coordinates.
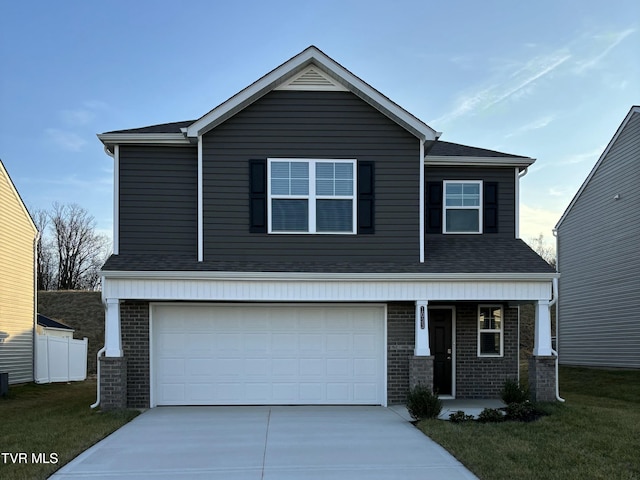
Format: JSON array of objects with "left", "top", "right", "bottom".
[
  {"left": 556, "top": 105, "right": 640, "bottom": 228},
  {"left": 0, "top": 159, "right": 37, "bottom": 234},
  {"left": 186, "top": 46, "right": 439, "bottom": 141}
]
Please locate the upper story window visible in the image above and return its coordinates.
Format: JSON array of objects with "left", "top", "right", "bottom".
[
  {"left": 268, "top": 159, "right": 357, "bottom": 234},
  {"left": 443, "top": 181, "right": 483, "bottom": 234}
]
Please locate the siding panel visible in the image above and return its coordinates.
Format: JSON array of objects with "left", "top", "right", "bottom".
[
  {"left": 558, "top": 110, "right": 640, "bottom": 368},
  {"left": 0, "top": 166, "right": 37, "bottom": 384},
  {"left": 424, "top": 166, "right": 516, "bottom": 237},
  {"left": 202, "top": 91, "right": 420, "bottom": 262},
  {"left": 119, "top": 146, "right": 197, "bottom": 256}
]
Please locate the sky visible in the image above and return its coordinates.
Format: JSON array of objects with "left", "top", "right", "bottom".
[{"left": 1, "top": 0, "right": 638, "bottom": 252}]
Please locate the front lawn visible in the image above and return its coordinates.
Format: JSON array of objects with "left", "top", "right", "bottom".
[
  {"left": 418, "top": 366, "right": 640, "bottom": 480},
  {"left": 0, "top": 380, "right": 139, "bottom": 480}
]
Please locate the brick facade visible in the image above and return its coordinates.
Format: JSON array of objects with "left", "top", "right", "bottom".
[
  {"left": 454, "top": 303, "right": 519, "bottom": 399},
  {"left": 409, "top": 356, "right": 434, "bottom": 391},
  {"left": 386, "top": 302, "right": 414, "bottom": 404},
  {"left": 529, "top": 355, "right": 556, "bottom": 402},
  {"left": 120, "top": 301, "right": 150, "bottom": 408},
  {"left": 99, "top": 356, "right": 127, "bottom": 410}
]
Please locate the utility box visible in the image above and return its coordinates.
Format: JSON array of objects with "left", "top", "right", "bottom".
[{"left": 0, "top": 372, "right": 8, "bottom": 397}]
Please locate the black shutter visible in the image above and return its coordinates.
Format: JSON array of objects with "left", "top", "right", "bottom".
[
  {"left": 483, "top": 182, "right": 498, "bottom": 233},
  {"left": 357, "top": 161, "right": 375, "bottom": 234},
  {"left": 426, "top": 181, "right": 443, "bottom": 233},
  {"left": 249, "top": 159, "right": 267, "bottom": 233}
]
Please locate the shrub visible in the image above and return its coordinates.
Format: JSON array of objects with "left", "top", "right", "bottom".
[
  {"left": 477, "top": 408, "right": 505, "bottom": 423},
  {"left": 504, "top": 401, "right": 541, "bottom": 422},
  {"left": 449, "top": 410, "right": 474, "bottom": 423},
  {"left": 501, "top": 378, "right": 530, "bottom": 404},
  {"left": 406, "top": 384, "right": 442, "bottom": 420}
]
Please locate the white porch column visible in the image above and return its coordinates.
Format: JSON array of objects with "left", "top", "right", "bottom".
[
  {"left": 105, "top": 298, "right": 122, "bottom": 357},
  {"left": 533, "top": 299, "right": 553, "bottom": 356},
  {"left": 415, "top": 300, "right": 431, "bottom": 356}
]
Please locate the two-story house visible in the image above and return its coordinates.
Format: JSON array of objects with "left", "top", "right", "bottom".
[{"left": 96, "top": 46, "right": 558, "bottom": 410}]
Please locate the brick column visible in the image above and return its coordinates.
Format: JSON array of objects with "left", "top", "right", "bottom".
[
  {"left": 528, "top": 355, "right": 556, "bottom": 402},
  {"left": 409, "top": 356, "right": 434, "bottom": 392},
  {"left": 100, "top": 356, "right": 127, "bottom": 410}
]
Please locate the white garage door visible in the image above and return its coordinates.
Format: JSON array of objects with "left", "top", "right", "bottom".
[{"left": 151, "top": 304, "right": 385, "bottom": 406}]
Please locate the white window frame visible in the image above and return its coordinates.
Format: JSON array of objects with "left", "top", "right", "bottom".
[
  {"left": 477, "top": 304, "right": 503, "bottom": 357},
  {"left": 267, "top": 158, "right": 357, "bottom": 234},
  {"left": 443, "top": 180, "right": 483, "bottom": 234}
]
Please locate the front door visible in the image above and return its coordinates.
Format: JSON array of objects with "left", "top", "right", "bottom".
[{"left": 429, "top": 308, "right": 453, "bottom": 396}]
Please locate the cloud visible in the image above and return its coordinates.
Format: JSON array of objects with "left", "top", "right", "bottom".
[
  {"left": 431, "top": 51, "right": 571, "bottom": 125},
  {"left": 45, "top": 129, "right": 87, "bottom": 151},
  {"left": 505, "top": 114, "right": 556, "bottom": 138},
  {"left": 574, "top": 28, "right": 637, "bottom": 73},
  {"left": 520, "top": 203, "right": 563, "bottom": 241},
  {"left": 61, "top": 109, "right": 95, "bottom": 126},
  {"left": 558, "top": 147, "right": 603, "bottom": 166}
]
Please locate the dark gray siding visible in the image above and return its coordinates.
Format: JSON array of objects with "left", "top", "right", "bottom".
[
  {"left": 119, "top": 145, "right": 197, "bottom": 256},
  {"left": 558, "top": 111, "right": 640, "bottom": 368},
  {"left": 202, "top": 91, "right": 420, "bottom": 262},
  {"left": 424, "top": 166, "right": 516, "bottom": 237}
]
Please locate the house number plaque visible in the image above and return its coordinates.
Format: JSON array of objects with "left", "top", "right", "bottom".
[{"left": 420, "top": 306, "right": 425, "bottom": 329}]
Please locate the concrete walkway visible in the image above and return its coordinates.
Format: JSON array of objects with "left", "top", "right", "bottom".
[{"left": 51, "top": 406, "right": 477, "bottom": 479}]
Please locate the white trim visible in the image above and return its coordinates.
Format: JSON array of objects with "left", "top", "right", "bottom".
[
  {"left": 419, "top": 140, "right": 425, "bottom": 263},
  {"left": 104, "top": 298, "right": 122, "bottom": 357},
  {"left": 415, "top": 300, "right": 430, "bottom": 356},
  {"left": 197, "top": 136, "right": 203, "bottom": 261},
  {"left": 425, "top": 156, "right": 535, "bottom": 168},
  {"left": 186, "top": 46, "right": 439, "bottom": 141},
  {"left": 101, "top": 270, "right": 558, "bottom": 282},
  {"left": 556, "top": 106, "right": 640, "bottom": 229},
  {"left": 514, "top": 167, "right": 519, "bottom": 239},
  {"left": 267, "top": 158, "right": 357, "bottom": 234},
  {"left": 149, "top": 302, "right": 388, "bottom": 407},
  {"left": 429, "top": 305, "right": 456, "bottom": 398},
  {"left": 97, "top": 133, "right": 189, "bottom": 147},
  {"left": 477, "top": 304, "right": 504, "bottom": 357},
  {"left": 443, "top": 180, "right": 483, "bottom": 234},
  {"left": 113, "top": 145, "right": 120, "bottom": 254},
  {"left": 102, "top": 275, "right": 554, "bottom": 303}
]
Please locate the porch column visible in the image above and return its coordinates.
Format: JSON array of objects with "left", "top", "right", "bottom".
[
  {"left": 532, "top": 299, "right": 552, "bottom": 356},
  {"left": 414, "top": 300, "right": 430, "bottom": 356},
  {"left": 104, "top": 298, "right": 122, "bottom": 357}
]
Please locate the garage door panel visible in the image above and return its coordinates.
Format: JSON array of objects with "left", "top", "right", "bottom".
[{"left": 153, "top": 305, "right": 385, "bottom": 405}]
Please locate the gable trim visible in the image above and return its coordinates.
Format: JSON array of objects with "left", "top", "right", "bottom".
[
  {"left": 556, "top": 106, "right": 640, "bottom": 229},
  {"left": 425, "top": 156, "right": 535, "bottom": 168},
  {"left": 186, "top": 46, "right": 439, "bottom": 141}
]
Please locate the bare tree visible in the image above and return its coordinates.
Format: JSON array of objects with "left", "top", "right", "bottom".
[
  {"left": 33, "top": 208, "right": 55, "bottom": 290},
  {"left": 49, "top": 203, "right": 110, "bottom": 290},
  {"left": 527, "top": 233, "right": 556, "bottom": 269}
]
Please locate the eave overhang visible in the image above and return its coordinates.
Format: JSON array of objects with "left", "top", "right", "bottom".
[
  {"left": 425, "top": 155, "right": 536, "bottom": 169},
  {"left": 97, "top": 133, "right": 191, "bottom": 151}
]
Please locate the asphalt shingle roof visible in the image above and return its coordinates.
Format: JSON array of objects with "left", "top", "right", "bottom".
[
  {"left": 104, "top": 120, "right": 195, "bottom": 134},
  {"left": 37, "top": 314, "right": 74, "bottom": 330},
  {"left": 426, "top": 140, "right": 527, "bottom": 158},
  {"left": 102, "top": 238, "right": 555, "bottom": 275}
]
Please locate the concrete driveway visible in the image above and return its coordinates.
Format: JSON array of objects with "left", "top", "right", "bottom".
[{"left": 51, "top": 406, "right": 477, "bottom": 479}]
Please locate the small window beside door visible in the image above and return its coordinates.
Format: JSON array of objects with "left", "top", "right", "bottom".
[{"left": 478, "top": 305, "right": 503, "bottom": 357}]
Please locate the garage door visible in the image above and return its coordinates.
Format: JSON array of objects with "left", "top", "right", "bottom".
[{"left": 151, "top": 304, "right": 385, "bottom": 406}]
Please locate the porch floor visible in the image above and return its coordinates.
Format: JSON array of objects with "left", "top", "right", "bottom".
[{"left": 390, "top": 398, "right": 506, "bottom": 422}]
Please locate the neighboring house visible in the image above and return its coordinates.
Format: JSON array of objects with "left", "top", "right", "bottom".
[
  {"left": 0, "top": 159, "right": 38, "bottom": 384},
  {"left": 96, "top": 46, "right": 558, "bottom": 410},
  {"left": 556, "top": 106, "right": 640, "bottom": 369},
  {"left": 37, "top": 314, "right": 74, "bottom": 339}
]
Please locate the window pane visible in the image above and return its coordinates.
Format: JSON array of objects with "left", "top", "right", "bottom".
[
  {"left": 316, "top": 199, "right": 353, "bottom": 232},
  {"left": 291, "top": 179, "right": 309, "bottom": 195},
  {"left": 272, "top": 199, "right": 308, "bottom": 231},
  {"left": 271, "top": 179, "right": 289, "bottom": 195},
  {"left": 316, "top": 179, "right": 334, "bottom": 196},
  {"left": 271, "top": 162, "right": 289, "bottom": 178},
  {"left": 290, "top": 162, "right": 309, "bottom": 179},
  {"left": 335, "top": 179, "right": 353, "bottom": 196},
  {"left": 335, "top": 162, "right": 353, "bottom": 179},
  {"left": 480, "top": 333, "right": 501, "bottom": 355},
  {"left": 316, "top": 162, "right": 334, "bottom": 179},
  {"left": 446, "top": 209, "right": 479, "bottom": 232}
]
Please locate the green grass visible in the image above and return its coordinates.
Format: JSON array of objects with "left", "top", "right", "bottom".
[
  {"left": 418, "top": 366, "right": 640, "bottom": 480},
  {"left": 0, "top": 380, "right": 139, "bottom": 480}
]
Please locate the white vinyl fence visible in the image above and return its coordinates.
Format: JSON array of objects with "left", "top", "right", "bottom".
[{"left": 36, "top": 335, "right": 88, "bottom": 383}]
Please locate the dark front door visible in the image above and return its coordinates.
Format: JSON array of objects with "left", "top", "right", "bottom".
[{"left": 429, "top": 308, "right": 452, "bottom": 395}]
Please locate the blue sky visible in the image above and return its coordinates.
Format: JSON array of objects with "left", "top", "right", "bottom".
[{"left": 1, "top": 0, "right": 638, "bottom": 250}]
